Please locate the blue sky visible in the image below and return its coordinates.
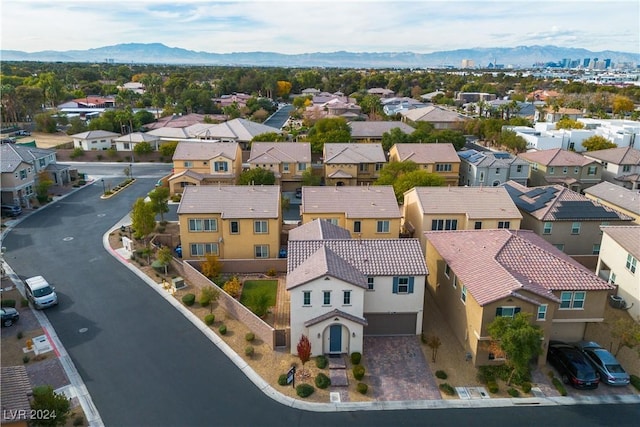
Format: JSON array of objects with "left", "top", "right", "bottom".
[{"left": 2, "top": 0, "right": 638, "bottom": 54}]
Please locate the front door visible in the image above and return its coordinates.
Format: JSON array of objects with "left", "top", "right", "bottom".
[{"left": 329, "top": 324, "right": 342, "bottom": 353}]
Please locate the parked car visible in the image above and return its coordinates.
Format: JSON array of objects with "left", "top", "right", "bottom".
[
  {"left": 25, "top": 276, "right": 58, "bottom": 309},
  {"left": 295, "top": 188, "right": 302, "bottom": 198},
  {"left": 547, "top": 340, "right": 599, "bottom": 389},
  {"left": 1, "top": 204, "right": 22, "bottom": 217},
  {"left": 574, "top": 341, "right": 630, "bottom": 386},
  {"left": 1, "top": 307, "right": 19, "bottom": 327},
  {"left": 16, "top": 130, "right": 31, "bottom": 136}
]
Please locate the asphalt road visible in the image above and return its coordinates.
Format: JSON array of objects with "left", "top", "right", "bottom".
[{"left": 2, "top": 169, "right": 639, "bottom": 426}]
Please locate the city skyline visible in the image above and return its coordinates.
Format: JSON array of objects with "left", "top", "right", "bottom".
[{"left": 1, "top": 0, "right": 639, "bottom": 55}]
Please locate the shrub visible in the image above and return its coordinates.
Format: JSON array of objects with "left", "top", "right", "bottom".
[
  {"left": 278, "top": 374, "right": 288, "bottom": 386},
  {"left": 507, "top": 388, "right": 520, "bottom": 397},
  {"left": 353, "top": 365, "right": 365, "bottom": 380},
  {"left": 23, "top": 355, "right": 30, "bottom": 364},
  {"left": 630, "top": 374, "right": 640, "bottom": 391},
  {"left": 199, "top": 292, "right": 211, "bottom": 307},
  {"left": 181, "top": 293, "right": 196, "bottom": 306},
  {"left": 487, "top": 381, "right": 499, "bottom": 394},
  {"left": 435, "top": 370, "right": 448, "bottom": 380},
  {"left": 73, "top": 415, "right": 84, "bottom": 426},
  {"left": 204, "top": 314, "right": 215, "bottom": 325},
  {"left": 70, "top": 147, "right": 85, "bottom": 159},
  {"left": 350, "top": 352, "right": 362, "bottom": 365},
  {"left": 477, "top": 366, "right": 497, "bottom": 384},
  {"left": 1, "top": 299, "right": 16, "bottom": 308},
  {"left": 245, "top": 346, "right": 254, "bottom": 358},
  {"left": 266, "top": 268, "right": 277, "bottom": 277},
  {"left": 521, "top": 382, "right": 532, "bottom": 393},
  {"left": 296, "top": 383, "right": 315, "bottom": 398},
  {"left": 219, "top": 324, "right": 227, "bottom": 335},
  {"left": 552, "top": 377, "right": 568, "bottom": 396},
  {"left": 315, "top": 372, "right": 331, "bottom": 389},
  {"left": 17, "top": 331, "right": 23, "bottom": 339},
  {"left": 223, "top": 276, "right": 242, "bottom": 298},
  {"left": 357, "top": 382, "right": 368, "bottom": 394},
  {"left": 245, "top": 332, "right": 255, "bottom": 342},
  {"left": 20, "top": 298, "right": 28, "bottom": 307},
  {"left": 315, "top": 355, "right": 328, "bottom": 369},
  {"left": 439, "top": 383, "right": 455, "bottom": 396}
]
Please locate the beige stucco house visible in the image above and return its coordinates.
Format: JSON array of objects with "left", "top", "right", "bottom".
[
  {"left": 582, "top": 146, "right": 640, "bottom": 190},
  {"left": 323, "top": 143, "right": 386, "bottom": 186},
  {"left": 584, "top": 181, "right": 640, "bottom": 224},
  {"left": 388, "top": 143, "right": 461, "bottom": 186},
  {"left": 247, "top": 142, "right": 312, "bottom": 192}
]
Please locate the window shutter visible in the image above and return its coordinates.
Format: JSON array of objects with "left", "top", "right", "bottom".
[
  {"left": 514, "top": 307, "right": 521, "bottom": 315},
  {"left": 495, "top": 307, "right": 502, "bottom": 316},
  {"left": 408, "top": 277, "right": 415, "bottom": 294},
  {"left": 392, "top": 277, "right": 398, "bottom": 294}
]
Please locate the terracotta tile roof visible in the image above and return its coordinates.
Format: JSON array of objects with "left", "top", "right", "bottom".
[
  {"left": 401, "top": 105, "right": 469, "bottom": 123},
  {"left": 177, "top": 185, "right": 280, "bottom": 218},
  {"left": 406, "top": 186, "right": 522, "bottom": 219},
  {"left": 349, "top": 121, "right": 415, "bottom": 138},
  {"left": 172, "top": 141, "right": 239, "bottom": 161},
  {"left": 287, "top": 245, "right": 369, "bottom": 290},
  {"left": 518, "top": 148, "right": 593, "bottom": 167},
  {"left": 584, "top": 182, "right": 640, "bottom": 216},
  {"left": 248, "top": 142, "right": 311, "bottom": 164},
  {"left": 425, "top": 229, "right": 612, "bottom": 306},
  {"left": 393, "top": 143, "right": 460, "bottom": 164},
  {"left": 1, "top": 366, "right": 32, "bottom": 422},
  {"left": 583, "top": 147, "right": 640, "bottom": 165},
  {"left": 289, "top": 219, "right": 352, "bottom": 241},
  {"left": 601, "top": 226, "right": 640, "bottom": 259},
  {"left": 304, "top": 308, "right": 368, "bottom": 327},
  {"left": 301, "top": 185, "right": 401, "bottom": 219},
  {"left": 323, "top": 143, "right": 386, "bottom": 164}
]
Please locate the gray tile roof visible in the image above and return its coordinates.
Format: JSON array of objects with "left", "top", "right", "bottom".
[
  {"left": 304, "top": 308, "right": 368, "bottom": 327},
  {"left": 301, "top": 185, "right": 401, "bottom": 219},
  {"left": 172, "top": 141, "right": 240, "bottom": 161},
  {"left": 287, "top": 238, "right": 427, "bottom": 277},
  {"left": 189, "top": 118, "right": 280, "bottom": 142},
  {"left": 425, "top": 229, "right": 612, "bottom": 306},
  {"left": 248, "top": 142, "right": 311, "bottom": 164},
  {"left": 584, "top": 181, "right": 640, "bottom": 216},
  {"left": 406, "top": 186, "right": 522, "bottom": 219},
  {"left": 177, "top": 185, "right": 280, "bottom": 218},
  {"left": 323, "top": 143, "right": 386, "bottom": 163},
  {"left": 1, "top": 366, "right": 32, "bottom": 422},
  {"left": 458, "top": 149, "right": 528, "bottom": 167},
  {"left": 289, "top": 219, "right": 353, "bottom": 240},
  {"left": 146, "top": 127, "right": 192, "bottom": 139},
  {"left": 114, "top": 132, "right": 159, "bottom": 143},
  {"left": 0, "top": 143, "right": 55, "bottom": 172},
  {"left": 393, "top": 143, "right": 460, "bottom": 163},
  {"left": 349, "top": 121, "right": 415, "bottom": 138},
  {"left": 601, "top": 226, "right": 640, "bottom": 258},
  {"left": 70, "top": 130, "right": 120, "bottom": 139},
  {"left": 287, "top": 245, "right": 369, "bottom": 290}
]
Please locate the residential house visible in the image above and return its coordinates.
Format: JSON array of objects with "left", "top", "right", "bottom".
[
  {"left": 177, "top": 185, "right": 281, "bottom": 260},
  {"left": 381, "top": 97, "right": 427, "bottom": 116},
  {"left": 502, "top": 181, "right": 635, "bottom": 262},
  {"left": 184, "top": 118, "right": 281, "bottom": 150},
  {"left": 517, "top": 148, "right": 602, "bottom": 192},
  {"left": 388, "top": 143, "right": 460, "bottom": 186},
  {"left": 287, "top": 219, "right": 428, "bottom": 355},
  {"left": 213, "top": 92, "right": 252, "bottom": 109},
  {"left": 534, "top": 107, "right": 583, "bottom": 123},
  {"left": 455, "top": 92, "right": 497, "bottom": 104},
  {"left": 247, "top": 142, "right": 312, "bottom": 191},
  {"left": 584, "top": 182, "right": 640, "bottom": 224},
  {"left": 367, "top": 87, "right": 395, "bottom": 98},
  {"left": 458, "top": 149, "right": 529, "bottom": 187},
  {"left": 402, "top": 186, "right": 522, "bottom": 251},
  {"left": 1, "top": 366, "right": 33, "bottom": 427},
  {"left": 58, "top": 95, "right": 116, "bottom": 109},
  {"left": 145, "top": 127, "right": 192, "bottom": 143},
  {"left": 513, "top": 126, "right": 595, "bottom": 152},
  {"left": 300, "top": 185, "right": 402, "bottom": 238},
  {"left": 400, "top": 105, "right": 469, "bottom": 130},
  {"left": 582, "top": 147, "right": 640, "bottom": 190},
  {"left": 578, "top": 118, "right": 640, "bottom": 149},
  {"left": 0, "top": 144, "right": 70, "bottom": 206},
  {"left": 114, "top": 132, "right": 161, "bottom": 152},
  {"left": 425, "top": 229, "right": 614, "bottom": 366},
  {"left": 323, "top": 143, "right": 386, "bottom": 186},
  {"left": 349, "top": 121, "right": 415, "bottom": 144},
  {"left": 168, "top": 141, "right": 243, "bottom": 194},
  {"left": 144, "top": 113, "right": 207, "bottom": 130},
  {"left": 485, "top": 100, "right": 537, "bottom": 120},
  {"left": 305, "top": 95, "right": 363, "bottom": 122},
  {"left": 71, "top": 130, "right": 119, "bottom": 151},
  {"left": 596, "top": 226, "right": 640, "bottom": 321}
]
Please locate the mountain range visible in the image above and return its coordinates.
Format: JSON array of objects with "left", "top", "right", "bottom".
[{"left": 2, "top": 43, "right": 638, "bottom": 68}]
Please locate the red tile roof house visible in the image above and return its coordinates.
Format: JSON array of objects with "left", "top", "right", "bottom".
[
  {"left": 424, "top": 229, "right": 614, "bottom": 367},
  {"left": 287, "top": 219, "right": 428, "bottom": 356}
]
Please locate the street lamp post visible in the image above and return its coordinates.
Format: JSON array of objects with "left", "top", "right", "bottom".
[
  {"left": 130, "top": 163, "right": 133, "bottom": 179},
  {"left": 101, "top": 178, "right": 106, "bottom": 195}
]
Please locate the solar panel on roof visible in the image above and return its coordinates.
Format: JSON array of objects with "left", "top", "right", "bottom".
[
  {"left": 504, "top": 185, "right": 559, "bottom": 212},
  {"left": 494, "top": 152, "right": 511, "bottom": 159},
  {"left": 525, "top": 188, "right": 545, "bottom": 197},
  {"left": 554, "top": 200, "right": 622, "bottom": 219}
]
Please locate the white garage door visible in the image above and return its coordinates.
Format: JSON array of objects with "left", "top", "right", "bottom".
[
  {"left": 551, "top": 322, "right": 586, "bottom": 342},
  {"left": 364, "top": 313, "right": 416, "bottom": 336}
]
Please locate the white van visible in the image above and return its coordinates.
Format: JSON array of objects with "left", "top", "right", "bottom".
[{"left": 25, "top": 276, "right": 58, "bottom": 309}]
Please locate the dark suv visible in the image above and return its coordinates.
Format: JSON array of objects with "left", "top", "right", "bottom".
[
  {"left": 547, "top": 340, "right": 599, "bottom": 389},
  {"left": 1, "top": 204, "right": 22, "bottom": 217}
]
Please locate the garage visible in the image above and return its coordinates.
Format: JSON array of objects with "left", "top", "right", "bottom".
[
  {"left": 364, "top": 313, "right": 417, "bottom": 336},
  {"left": 550, "top": 321, "right": 586, "bottom": 342}
]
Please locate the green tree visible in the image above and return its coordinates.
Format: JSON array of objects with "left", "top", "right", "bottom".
[
  {"left": 30, "top": 385, "right": 71, "bottom": 426},
  {"left": 582, "top": 135, "right": 617, "bottom": 151},
  {"left": 156, "top": 246, "right": 173, "bottom": 275},
  {"left": 201, "top": 254, "right": 223, "bottom": 282},
  {"left": 148, "top": 187, "right": 170, "bottom": 222},
  {"left": 381, "top": 127, "right": 412, "bottom": 152},
  {"left": 239, "top": 167, "right": 276, "bottom": 185},
  {"left": 393, "top": 170, "right": 445, "bottom": 202},
  {"left": 499, "top": 130, "right": 527, "bottom": 153},
  {"left": 611, "top": 317, "right": 640, "bottom": 357},
  {"left": 35, "top": 172, "right": 54, "bottom": 203},
  {"left": 251, "top": 132, "right": 286, "bottom": 143},
  {"left": 133, "top": 141, "right": 154, "bottom": 156},
  {"left": 34, "top": 112, "right": 58, "bottom": 133},
  {"left": 612, "top": 95, "right": 634, "bottom": 118},
  {"left": 130, "top": 198, "right": 156, "bottom": 245},
  {"left": 426, "top": 129, "right": 466, "bottom": 151},
  {"left": 487, "top": 313, "right": 544, "bottom": 385},
  {"left": 301, "top": 169, "right": 321, "bottom": 186},
  {"left": 555, "top": 117, "right": 584, "bottom": 130},
  {"left": 159, "top": 141, "right": 179, "bottom": 158},
  {"left": 376, "top": 161, "right": 420, "bottom": 185},
  {"left": 67, "top": 117, "right": 88, "bottom": 135},
  {"left": 306, "top": 117, "right": 351, "bottom": 153}
]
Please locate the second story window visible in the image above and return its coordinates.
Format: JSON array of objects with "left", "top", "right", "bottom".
[
  {"left": 214, "top": 161, "right": 228, "bottom": 172},
  {"left": 626, "top": 254, "right": 637, "bottom": 274},
  {"left": 571, "top": 222, "right": 581, "bottom": 235},
  {"left": 474, "top": 221, "right": 482, "bottom": 230},
  {"left": 184, "top": 161, "right": 193, "bottom": 168},
  {"left": 622, "top": 165, "right": 631, "bottom": 172},
  {"left": 496, "top": 306, "right": 520, "bottom": 318},
  {"left": 461, "top": 285, "right": 467, "bottom": 304},
  {"left": 303, "top": 291, "right": 311, "bottom": 306},
  {"left": 359, "top": 163, "right": 368, "bottom": 172},
  {"left": 587, "top": 166, "right": 598, "bottom": 176},
  {"left": 563, "top": 167, "right": 568, "bottom": 174},
  {"left": 297, "top": 163, "right": 307, "bottom": 171},
  {"left": 230, "top": 221, "right": 239, "bottom": 234},
  {"left": 283, "top": 163, "right": 289, "bottom": 172},
  {"left": 543, "top": 222, "right": 553, "bottom": 234},
  {"left": 376, "top": 220, "right": 390, "bottom": 233},
  {"left": 393, "top": 277, "right": 413, "bottom": 294},
  {"left": 254, "top": 220, "right": 268, "bottom": 234},
  {"left": 323, "top": 291, "right": 331, "bottom": 305},
  {"left": 189, "top": 218, "right": 217, "bottom": 232},
  {"left": 367, "top": 277, "right": 374, "bottom": 290},
  {"left": 548, "top": 167, "right": 555, "bottom": 175},
  {"left": 537, "top": 305, "right": 547, "bottom": 321},
  {"left": 436, "top": 164, "right": 452, "bottom": 172},
  {"left": 516, "top": 165, "right": 523, "bottom": 173},
  {"left": 560, "top": 291, "right": 585, "bottom": 309},
  {"left": 497, "top": 221, "right": 510, "bottom": 229},
  {"left": 343, "top": 290, "right": 351, "bottom": 305},
  {"left": 431, "top": 219, "right": 457, "bottom": 231},
  {"left": 353, "top": 221, "right": 361, "bottom": 233}
]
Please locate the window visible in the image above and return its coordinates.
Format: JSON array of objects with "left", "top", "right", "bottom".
[
  {"left": 376, "top": 220, "right": 390, "bottom": 233},
  {"left": 343, "top": 291, "right": 351, "bottom": 305},
  {"left": 297, "top": 163, "right": 307, "bottom": 172},
  {"left": 190, "top": 243, "right": 218, "bottom": 256},
  {"left": 592, "top": 244, "right": 600, "bottom": 255},
  {"left": 444, "top": 264, "right": 451, "bottom": 278},
  {"left": 303, "top": 291, "right": 311, "bottom": 306},
  {"left": 608, "top": 272, "right": 616, "bottom": 284},
  {"left": 431, "top": 219, "right": 458, "bottom": 231},
  {"left": 123, "top": 143, "right": 130, "bottom": 150},
  {"left": 479, "top": 172, "right": 485, "bottom": 182},
  {"left": 571, "top": 222, "right": 581, "bottom": 234},
  {"left": 19, "top": 169, "right": 27, "bottom": 180},
  {"left": 587, "top": 166, "right": 598, "bottom": 176},
  {"left": 474, "top": 221, "right": 482, "bottom": 230},
  {"left": 353, "top": 221, "right": 361, "bottom": 233},
  {"left": 497, "top": 221, "right": 510, "bottom": 229},
  {"left": 254, "top": 220, "right": 268, "bottom": 234},
  {"left": 626, "top": 254, "right": 637, "bottom": 273},
  {"left": 495, "top": 306, "right": 520, "bottom": 318},
  {"left": 574, "top": 167, "right": 579, "bottom": 174},
  {"left": 553, "top": 243, "right": 565, "bottom": 252},
  {"left": 375, "top": 163, "right": 383, "bottom": 171},
  {"left": 254, "top": 245, "right": 269, "bottom": 259},
  {"left": 461, "top": 285, "right": 467, "bottom": 304},
  {"left": 531, "top": 163, "right": 538, "bottom": 171},
  {"left": 323, "top": 291, "right": 331, "bottom": 305},
  {"left": 495, "top": 168, "right": 500, "bottom": 174},
  {"left": 452, "top": 275, "right": 457, "bottom": 289},
  {"left": 436, "top": 164, "right": 452, "bottom": 172},
  {"left": 560, "top": 291, "right": 585, "bottom": 309},
  {"left": 623, "top": 165, "right": 631, "bottom": 172},
  {"left": 537, "top": 305, "right": 547, "bottom": 321},
  {"left": 543, "top": 222, "right": 553, "bottom": 234},
  {"left": 393, "top": 277, "right": 412, "bottom": 294},
  {"left": 516, "top": 165, "right": 523, "bottom": 173},
  {"left": 189, "top": 219, "right": 217, "bottom": 232},
  {"left": 230, "top": 221, "right": 239, "bottom": 234},
  {"left": 367, "top": 277, "right": 374, "bottom": 290},
  {"left": 214, "top": 161, "right": 228, "bottom": 172},
  {"left": 184, "top": 161, "right": 193, "bottom": 168},
  {"left": 283, "top": 163, "right": 289, "bottom": 172},
  {"left": 563, "top": 167, "right": 568, "bottom": 174},
  {"left": 548, "top": 167, "right": 555, "bottom": 175},
  {"left": 359, "top": 163, "right": 368, "bottom": 172}
]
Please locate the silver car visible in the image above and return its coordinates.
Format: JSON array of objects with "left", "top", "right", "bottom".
[{"left": 574, "top": 341, "right": 630, "bottom": 386}]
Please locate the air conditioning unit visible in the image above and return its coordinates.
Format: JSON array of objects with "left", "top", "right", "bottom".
[{"left": 609, "top": 295, "right": 626, "bottom": 309}]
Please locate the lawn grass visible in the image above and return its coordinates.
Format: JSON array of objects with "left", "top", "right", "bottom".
[{"left": 240, "top": 280, "right": 278, "bottom": 307}]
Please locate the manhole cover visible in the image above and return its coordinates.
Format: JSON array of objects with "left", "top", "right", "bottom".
[
  {"left": 97, "top": 213, "right": 106, "bottom": 217},
  {"left": 79, "top": 328, "right": 88, "bottom": 333},
  {"left": 63, "top": 237, "right": 74, "bottom": 241}
]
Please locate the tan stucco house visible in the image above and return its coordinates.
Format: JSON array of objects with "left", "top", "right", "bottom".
[
  {"left": 323, "top": 143, "right": 386, "bottom": 186},
  {"left": 247, "top": 142, "right": 312, "bottom": 192},
  {"left": 388, "top": 143, "right": 461, "bottom": 186}
]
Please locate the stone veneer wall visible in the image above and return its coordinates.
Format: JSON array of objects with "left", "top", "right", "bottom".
[{"left": 182, "top": 260, "right": 277, "bottom": 349}]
